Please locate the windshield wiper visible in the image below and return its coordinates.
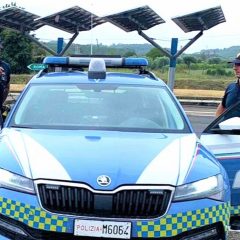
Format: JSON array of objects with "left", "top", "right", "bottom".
[{"left": 10, "top": 125, "right": 33, "bottom": 129}]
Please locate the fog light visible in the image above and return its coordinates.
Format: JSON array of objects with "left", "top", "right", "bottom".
[
  {"left": 0, "top": 219, "right": 28, "bottom": 236},
  {"left": 182, "top": 228, "right": 217, "bottom": 240}
]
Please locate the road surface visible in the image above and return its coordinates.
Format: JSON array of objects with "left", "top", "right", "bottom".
[{"left": 183, "top": 104, "right": 216, "bottom": 136}]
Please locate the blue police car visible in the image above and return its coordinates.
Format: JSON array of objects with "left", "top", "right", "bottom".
[{"left": 0, "top": 56, "right": 230, "bottom": 239}]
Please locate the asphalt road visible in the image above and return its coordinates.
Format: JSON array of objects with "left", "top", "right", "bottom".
[{"left": 183, "top": 104, "right": 216, "bottom": 136}]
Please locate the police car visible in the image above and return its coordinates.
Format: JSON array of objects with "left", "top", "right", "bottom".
[{"left": 0, "top": 56, "right": 230, "bottom": 239}]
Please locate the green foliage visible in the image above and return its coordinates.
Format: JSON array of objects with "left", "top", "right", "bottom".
[
  {"left": 31, "top": 43, "right": 48, "bottom": 63},
  {"left": 0, "top": 29, "right": 33, "bottom": 74},
  {"left": 177, "top": 58, "right": 184, "bottom": 64},
  {"left": 146, "top": 48, "right": 164, "bottom": 59},
  {"left": 183, "top": 56, "right": 197, "bottom": 68},
  {"left": 206, "top": 68, "right": 233, "bottom": 77},
  {"left": 10, "top": 74, "right": 33, "bottom": 84},
  {"left": 148, "top": 57, "right": 169, "bottom": 71},
  {"left": 174, "top": 78, "right": 229, "bottom": 90},
  {"left": 207, "top": 57, "right": 222, "bottom": 64},
  {"left": 11, "top": 68, "right": 234, "bottom": 91},
  {"left": 0, "top": 27, "right": 239, "bottom": 79},
  {"left": 1, "top": 2, "right": 17, "bottom": 9}
]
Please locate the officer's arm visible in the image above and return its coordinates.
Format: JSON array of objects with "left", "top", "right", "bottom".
[{"left": 216, "top": 103, "right": 225, "bottom": 117}]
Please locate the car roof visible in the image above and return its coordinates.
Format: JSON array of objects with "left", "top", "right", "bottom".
[{"left": 30, "top": 71, "right": 167, "bottom": 86}]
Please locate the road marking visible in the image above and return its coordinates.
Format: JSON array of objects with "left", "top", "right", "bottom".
[{"left": 185, "top": 110, "right": 215, "bottom": 117}]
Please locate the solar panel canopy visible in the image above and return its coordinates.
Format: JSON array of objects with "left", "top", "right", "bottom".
[
  {"left": 0, "top": 7, "right": 43, "bottom": 32},
  {"left": 172, "top": 6, "right": 226, "bottom": 33},
  {"left": 38, "top": 6, "right": 106, "bottom": 34},
  {"left": 105, "top": 5, "right": 165, "bottom": 32}
]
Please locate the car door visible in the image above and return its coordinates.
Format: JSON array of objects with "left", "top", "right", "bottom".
[{"left": 200, "top": 100, "right": 240, "bottom": 221}]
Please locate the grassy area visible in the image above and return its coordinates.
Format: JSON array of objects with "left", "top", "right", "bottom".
[
  {"left": 9, "top": 69, "right": 232, "bottom": 99},
  {"left": 11, "top": 74, "right": 33, "bottom": 84},
  {"left": 153, "top": 69, "right": 233, "bottom": 91},
  {"left": 11, "top": 69, "right": 233, "bottom": 90}
]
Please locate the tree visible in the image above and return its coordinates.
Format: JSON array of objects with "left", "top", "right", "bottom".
[
  {"left": 177, "top": 58, "right": 184, "bottom": 64},
  {"left": 0, "top": 29, "right": 33, "bottom": 73},
  {"left": 146, "top": 47, "right": 164, "bottom": 59},
  {"left": 208, "top": 57, "right": 222, "bottom": 64},
  {"left": 183, "top": 56, "right": 197, "bottom": 72},
  {"left": 151, "top": 57, "right": 169, "bottom": 72},
  {"left": 31, "top": 43, "right": 48, "bottom": 63}
]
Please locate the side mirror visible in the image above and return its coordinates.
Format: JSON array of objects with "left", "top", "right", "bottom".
[{"left": 219, "top": 117, "right": 240, "bottom": 130}]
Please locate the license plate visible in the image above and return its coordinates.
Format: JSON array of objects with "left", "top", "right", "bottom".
[{"left": 74, "top": 219, "right": 131, "bottom": 239}]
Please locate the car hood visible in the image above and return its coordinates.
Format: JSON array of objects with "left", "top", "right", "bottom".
[{"left": 0, "top": 128, "right": 198, "bottom": 190}]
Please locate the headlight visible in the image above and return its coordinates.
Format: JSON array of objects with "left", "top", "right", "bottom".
[
  {"left": 0, "top": 169, "right": 35, "bottom": 194},
  {"left": 173, "top": 174, "right": 225, "bottom": 202}
]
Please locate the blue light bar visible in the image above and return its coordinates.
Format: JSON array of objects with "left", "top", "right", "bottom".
[
  {"left": 43, "top": 56, "right": 148, "bottom": 68},
  {"left": 123, "top": 58, "right": 148, "bottom": 67},
  {"left": 43, "top": 57, "right": 68, "bottom": 65}
]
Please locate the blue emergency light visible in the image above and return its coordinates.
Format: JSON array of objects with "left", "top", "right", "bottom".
[{"left": 43, "top": 56, "right": 148, "bottom": 68}]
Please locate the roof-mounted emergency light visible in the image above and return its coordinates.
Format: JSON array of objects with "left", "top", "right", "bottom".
[
  {"left": 43, "top": 56, "right": 148, "bottom": 68},
  {"left": 88, "top": 58, "right": 106, "bottom": 79}
]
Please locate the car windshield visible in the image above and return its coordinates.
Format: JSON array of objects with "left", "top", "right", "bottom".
[{"left": 10, "top": 83, "right": 189, "bottom": 132}]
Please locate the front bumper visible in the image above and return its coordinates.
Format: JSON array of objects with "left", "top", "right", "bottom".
[
  {"left": 0, "top": 218, "right": 226, "bottom": 240},
  {"left": 0, "top": 189, "right": 230, "bottom": 239}
]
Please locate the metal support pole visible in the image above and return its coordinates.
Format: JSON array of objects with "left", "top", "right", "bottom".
[
  {"left": 24, "top": 33, "right": 56, "bottom": 55},
  {"left": 57, "top": 37, "right": 64, "bottom": 54},
  {"left": 58, "top": 31, "right": 79, "bottom": 56},
  {"left": 138, "top": 30, "right": 171, "bottom": 58},
  {"left": 174, "top": 31, "right": 203, "bottom": 58},
  {"left": 167, "top": 38, "right": 178, "bottom": 91}
]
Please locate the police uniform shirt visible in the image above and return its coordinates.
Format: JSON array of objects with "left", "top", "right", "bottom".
[{"left": 222, "top": 81, "right": 240, "bottom": 108}]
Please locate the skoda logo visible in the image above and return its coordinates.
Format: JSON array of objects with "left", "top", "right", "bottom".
[{"left": 97, "top": 175, "right": 111, "bottom": 187}]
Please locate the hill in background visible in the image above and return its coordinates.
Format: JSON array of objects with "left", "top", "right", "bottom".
[
  {"left": 198, "top": 46, "right": 240, "bottom": 60},
  {"left": 45, "top": 41, "right": 240, "bottom": 59},
  {"left": 46, "top": 41, "right": 152, "bottom": 56}
]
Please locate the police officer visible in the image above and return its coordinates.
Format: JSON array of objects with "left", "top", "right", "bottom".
[
  {"left": 0, "top": 38, "right": 11, "bottom": 111},
  {"left": 216, "top": 53, "right": 240, "bottom": 117}
]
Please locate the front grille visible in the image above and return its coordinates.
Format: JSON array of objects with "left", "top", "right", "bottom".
[{"left": 37, "top": 184, "right": 172, "bottom": 218}]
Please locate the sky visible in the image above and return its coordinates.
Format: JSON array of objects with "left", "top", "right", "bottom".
[{"left": 3, "top": 0, "right": 240, "bottom": 54}]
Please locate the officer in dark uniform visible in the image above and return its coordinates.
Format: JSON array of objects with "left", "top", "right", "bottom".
[
  {"left": 0, "top": 38, "right": 11, "bottom": 112},
  {"left": 216, "top": 53, "right": 240, "bottom": 117}
]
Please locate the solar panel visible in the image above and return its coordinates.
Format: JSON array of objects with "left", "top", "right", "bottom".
[
  {"left": 0, "top": 7, "right": 43, "bottom": 32},
  {"left": 38, "top": 6, "right": 106, "bottom": 34},
  {"left": 104, "top": 5, "right": 165, "bottom": 32},
  {"left": 172, "top": 6, "right": 226, "bottom": 33}
]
